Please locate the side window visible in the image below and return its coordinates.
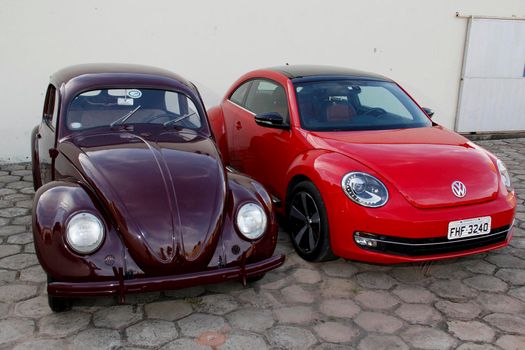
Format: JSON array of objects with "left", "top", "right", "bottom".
[
  {"left": 358, "top": 86, "right": 412, "bottom": 120},
  {"left": 244, "top": 79, "right": 289, "bottom": 122},
  {"left": 43, "top": 84, "right": 57, "bottom": 129},
  {"left": 229, "top": 81, "right": 251, "bottom": 106}
]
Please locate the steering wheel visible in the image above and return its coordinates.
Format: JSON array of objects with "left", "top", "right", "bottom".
[{"left": 362, "top": 107, "right": 387, "bottom": 117}]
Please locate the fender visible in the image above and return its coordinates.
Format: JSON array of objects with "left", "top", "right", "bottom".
[
  {"left": 219, "top": 172, "right": 278, "bottom": 265},
  {"left": 208, "top": 105, "right": 229, "bottom": 164},
  {"left": 31, "top": 125, "right": 42, "bottom": 191},
  {"left": 32, "top": 181, "right": 126, "bottom": 280}
]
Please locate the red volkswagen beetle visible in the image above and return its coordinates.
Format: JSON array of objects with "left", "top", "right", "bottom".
[
  {"left": 31, "top": 64, "right": 284, "bottom": 311},
  {"left": 208, "top": 65, "right": 516, "bottom": 263}
]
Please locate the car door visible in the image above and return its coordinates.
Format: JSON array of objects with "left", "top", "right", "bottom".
[
  {"left": 37, "top": 84, "right": 59, "bottom": 184},
  {"left": 226, "top": 78, "right": 296, "bottom": 200}
]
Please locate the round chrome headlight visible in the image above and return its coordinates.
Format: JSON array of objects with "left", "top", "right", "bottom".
[
  {"left": 342, "top": 172, "right": 389, "bottom": 208},
  {"left": 236, "top": 203, "right": 267, "bottom": 240},
  {"left": 66, "top": 212, "right": 105, "bottom": 254},
  {"left": 497, "top": 159, "right": 512, "bottom": 190}
]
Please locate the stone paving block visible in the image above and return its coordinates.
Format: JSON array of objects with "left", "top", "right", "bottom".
[
  {"left": 496, "top": 268, "right": 525, "bottom": 285},
  {"left": 218, "top": 334, "right": 267, "bottom": 350},
  {"left": 495, "top": 335, "right": 525, "bottom": 350},
  {"left": 160, "top": 338, "right": 212, "bottom": 350},
  {"left": 395, "top": 303, "right": 441, "bottom": 325},
  {"left": 19, "top": 265, "right": 46, "bottom": 283},
  {"left": 476, "top": 292, "right": 525, "bottom": 314},
  {"left": 93, "top": 305, "right": 143, "bottom": 329},
  {"left": 463, "top": 275, "right": 508, "bottom": 292},
  {"left": 0, "top": 244, "right": 22, "bottom": 258},
  {"left": 267, "top": 326, "right": 317, "bottom": 350},
  {"left": 355, "top": 290, "right": 399, "bottom": 310},
  {"left": 226, "top": 309, "right": 274, "bottom": 332},
  {"left": 281, "top": 284, "right": 316, "bottom": 303},
  {"left": 39, "top": 311, "right": 91, "bottom": 337},
  {"left": 392, "top": 285, "right": 436, "bottom": 304},
  {"left": 7, "top": 232, "right": 32, "bottom": 245},
  {"left": 447, "top": 320, "right": 495, "bottom": 342},
  {"left": 401, "top": 325, "right": 458, "bottom": 349},
  {"left": 429, "top": 280, "right": 477, "bottom": 301},
  {"left": 0, "top": 284, "right": 38, "bottom": 303},
  {"left": 12, "top": 339, "right": 69, "bottom": 350},
  {"left": 0, "top": 269, "right": 16, "bottom": 282},
  {"left": 274, "top": 305, "right": 317, "bottom": 324},
  {"left": 14, "top": 296, "right": 53, "bottom": 318},
  {"left": 320, "top": 259, "right": 358, "bottom": 278},
  {"left": 196, "top": 294, "right": 239, "bottom": 315},
  {"left": 355, "top": 271, "right": 397, "bottom": 290},
  {"left": 0, "top": 253, "right": 37, "bottom": 269},
  {"left": 0, "top": 318, "right": 34, "bottom": 347},
  {"left": 125, "top": 319, "right": 178, "bottom": 347},
  {"left": 72, "top": 328, "right": 121, "bottom": 350},
  {"left": 435, "top": 300, "right": 481, "bottom": 320},
  {"left": 484, "top": 313, "right": 525, "bottom": 334},
  {"left": 314, "top": 321, "right": 360, "bottom": 343},
  {"left": 145, "top": 299, "right": 193, "bottom": 321},
  {"left": 319, "top": 298, "right": 360, "bottom": 318},
  {"left": 178, "top": 313, "right": 229, "bottom": 337},
  {"left": 320, "top": 277, "right": 359, "bottom": 298},
  {"left": 355, "top": 311, "right": 403, "bottom": 333},
  {"left": 357, "top": 334, "right": 409, "bottom": 350},
  {"left": 292, "top": 268, "right": 321, "bottom": 284}
]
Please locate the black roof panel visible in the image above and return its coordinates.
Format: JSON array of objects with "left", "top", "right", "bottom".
[{"left": 268, "top": 65, "right": 391, "bottom": 81}]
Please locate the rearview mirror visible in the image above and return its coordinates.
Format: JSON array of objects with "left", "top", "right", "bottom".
[
  {"left": 255, "top": 112, "right": 288, "bottom": 129},
  {"left": 422, "top": 107, "right": 434, "bottom": 118}
]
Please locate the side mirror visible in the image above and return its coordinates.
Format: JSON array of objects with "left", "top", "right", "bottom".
[
  {"left": 255, "top": 112, "right": 288, "bottom": 129},
  {"left": 422, "top": 107, "right": 434, "bottom": 118}
]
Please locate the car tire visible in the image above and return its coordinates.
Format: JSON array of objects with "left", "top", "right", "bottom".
[
  {"left": 287, "top": 181, "right": 336, "bottom": 262},
  {"left": 47, "top": 276, "right": 72, "bottom": 312},
  {"left": 247, "top": 273, "right": 266, "bottom": 283}
]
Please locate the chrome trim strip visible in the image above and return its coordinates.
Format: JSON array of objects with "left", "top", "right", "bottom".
[
  {"left": 226, "top": 100, "right": 256, "bottom": 116},
  {"left": 357, "top": 228, "right": 510, "bottom": 247}
]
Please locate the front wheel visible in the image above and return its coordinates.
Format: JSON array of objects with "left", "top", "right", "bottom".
[
  {"left": 287, "top": 181, "right": 336, "bottom": 262},
  {"left": 47, "top": 276, "right": 72, "bottom": 312}
]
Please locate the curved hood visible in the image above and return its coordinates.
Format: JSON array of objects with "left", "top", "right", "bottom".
[
  {"left": 309, "top": 127, "right": 499, "bottom": 208},
  {"left": 61, "top": 130, "right": 226, "bottom": 274}
]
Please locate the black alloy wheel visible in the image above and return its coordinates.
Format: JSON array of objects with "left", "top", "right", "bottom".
[{"left": 288, "top": 181, "right": 336, "bottom": 261}]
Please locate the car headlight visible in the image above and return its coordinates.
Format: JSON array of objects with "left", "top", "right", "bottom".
[
  {"left": 497, "top": 159, "right": 512, "bottom": 190},
  {"left": 342, "top": 172, "right": 389, "bottom": 207},
  {"left": 236, "top": 203, "right": 267, "bottom": 240},
  {"left": 66, "top": 212, "right": 105, "bottom": 254}
]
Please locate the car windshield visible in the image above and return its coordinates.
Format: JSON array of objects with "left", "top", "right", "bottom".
[
  {"left": 294, "top": 80, "right": 432, "bottom": 131},
  {"left": 67, "top": 88, "right": 203, "bottom": 131}
]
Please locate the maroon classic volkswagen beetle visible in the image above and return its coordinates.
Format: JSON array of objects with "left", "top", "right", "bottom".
[{"left": 31, "top": 64, "right": 284, "bottom": 311}]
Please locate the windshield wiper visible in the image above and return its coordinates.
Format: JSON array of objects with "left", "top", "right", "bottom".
[
  {"left": 163, "top": 112, "right": 196, "bottom": 127},
  {"left": 110, "top": 105, "right": 142, "bottom": 127}
]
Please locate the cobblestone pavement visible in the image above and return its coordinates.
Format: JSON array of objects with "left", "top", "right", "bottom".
[{"left": 0, "top": 138, "right": 524, "bottom": 350}]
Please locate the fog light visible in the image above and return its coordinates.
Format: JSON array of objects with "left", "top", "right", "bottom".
[{"left": 354, "top": 232, "right": 378, "bottom": 248}]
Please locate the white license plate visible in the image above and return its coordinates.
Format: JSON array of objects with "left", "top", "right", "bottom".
[{"left": 447, "top": 216, "right": 491, "bottom": 240}]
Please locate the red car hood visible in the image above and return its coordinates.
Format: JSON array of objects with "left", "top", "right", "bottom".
[
  {"left": 308, "top": 126, "right": 499, "bottom": 208},
  {"left": 61, "top": 131, "right": 226, "bottom": 274}
]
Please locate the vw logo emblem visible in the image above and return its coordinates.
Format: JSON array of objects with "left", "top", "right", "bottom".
[{"left": 451, "top": 181, "right": 467, "bottom": 198}]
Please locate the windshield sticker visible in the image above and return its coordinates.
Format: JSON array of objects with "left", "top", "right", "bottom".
[
  {"left": 127, "top": 89, "right": 142, "bottom": 99},
  {"left": 118, "top": 97, "right": 134, "bottom": 106},
  {"left": 70, "top": 122, "right": 82, "bottom": 129}
]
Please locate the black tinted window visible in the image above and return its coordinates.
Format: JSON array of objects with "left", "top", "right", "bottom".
[{"left": 294, "top": 80, "right": 431, "bottom": 131}]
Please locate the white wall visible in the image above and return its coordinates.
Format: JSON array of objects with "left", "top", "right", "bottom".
[{"left": 1, "top": 0, "right": 524, "bottom": 162}]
